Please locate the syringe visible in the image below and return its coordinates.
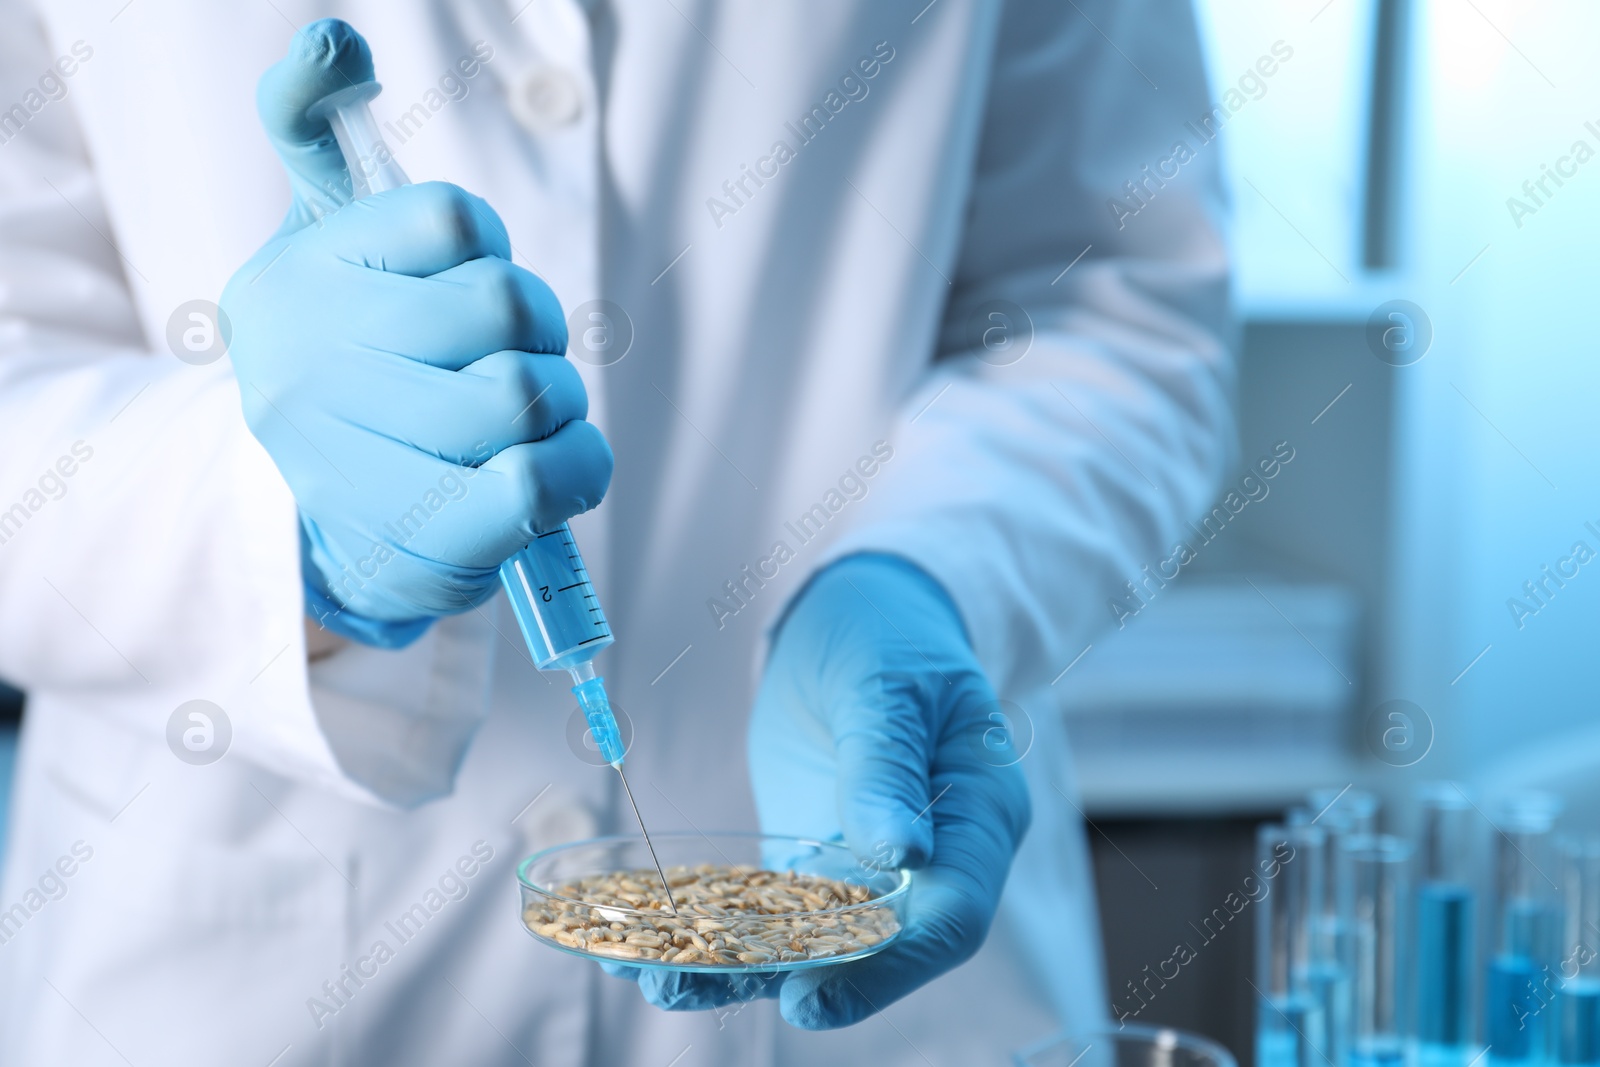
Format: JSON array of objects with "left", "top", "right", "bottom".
[{"left": 307, "top": 82, "right": 679, "bottom": 915}]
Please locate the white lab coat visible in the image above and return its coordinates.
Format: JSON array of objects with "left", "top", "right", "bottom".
[{"left": 0, "top": 0, "right": 1232, "bottom": 1063}]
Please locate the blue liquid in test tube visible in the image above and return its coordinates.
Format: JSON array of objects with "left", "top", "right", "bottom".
[
  {"left": 1415, "top": 785, "right": 1478, "bottom": 1067},
  {"left": 1304, "top": 959, "right": 1348, "bottom": 1057},
  {"left": 1258, "top": 822, "right": 1326, "bottom": 1067},
  {"left": 1295, "top": 791, "right": 1379, "bottom": 1067},
  {"left": 1349, "top": 1041, "right": 1406, "bottom": 1067},
  {"left": 1487, "top": 953, "right": 1542, "bottom": 1061},
  {"left": 1417, "top": 882, "right": 1475, "bottom": 1048},
  {"left": 1258, "top": 992, "right": 1320, "bottom": 1067},
  {"left": 1486, "top": 795, "right": 1564, "bottom": 1066},
  {"left": 1558, "top": 838, "right": 1600, "bottom": 1066},
  {"left": 1558, "top": 979, "right": 1600, "bottom": 1066}
]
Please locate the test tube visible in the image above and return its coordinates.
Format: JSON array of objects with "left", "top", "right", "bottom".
[
  {"left": 1258, "top": 821, "right": 1327, "bottom": 1067},
  {"left": 1485, "top": 793, "right": 1564, "bottom": 1064},
  {"left": 1415, "top": 784, "right": 1478, "bottom": 1067},
  {"left": 1311, "top": 788, "right": 1382, "bottom": 837},
  {"left": 1343, "top": 834, "right": 1413, "bottom": 1067},
  {"left": 1290, "top": 807, "right": 1353, "bottom": 1067},
  {"left": 1308, "top": 790, "right": 1379, "bottom": 1062},
  {"left": 1556, "top": 837, "right": 1600, "bottom": 1066}
]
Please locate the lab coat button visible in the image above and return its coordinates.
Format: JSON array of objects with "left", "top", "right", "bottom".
[{"left": 510, "top": 66, "right": 584, "bottom": 132}]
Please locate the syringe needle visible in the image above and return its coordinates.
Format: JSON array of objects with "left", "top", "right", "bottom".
[{"left": 615, "top": 765, "right": 679, "bottom": 916}]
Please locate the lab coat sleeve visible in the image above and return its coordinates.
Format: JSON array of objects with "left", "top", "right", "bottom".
[
  {"left": 0, "top": 1, "right": 474, "bottom": 807},
  {"left": 821, "top": 0, "right": 1236, "bottom": 693}
]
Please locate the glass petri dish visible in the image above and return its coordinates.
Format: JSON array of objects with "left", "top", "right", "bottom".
[
  {"left": 517, "top": 832, "right": 911, "bottom": 973},
  {"left": 1014, "top": 1025, "right": 1238, "bottom": 1067}
]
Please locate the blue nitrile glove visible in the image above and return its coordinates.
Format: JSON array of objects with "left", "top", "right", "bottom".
[
  {"left": 221, "top": 20, "right": 611, "bottom": 647},
  {"left": 603, "top": 553, "right": 1032, "bottom": 1029}
]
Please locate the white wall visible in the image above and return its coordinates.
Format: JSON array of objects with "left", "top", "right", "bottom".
[{"left": 1397, "top": 0, "right": 1600, "bottom": 797}]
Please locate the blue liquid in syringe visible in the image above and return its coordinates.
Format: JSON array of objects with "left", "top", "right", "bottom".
[
  {"left": 1558, "top": 978, "right": 1600, "bottom": 1065},
  {"left": 500, "top": 524, "right": 613, "bottom": 672},
  {"left": 1418, "top": 882, "right": 1475, "bottom": 1048},
  {"left": 498, "top": 523, "right": 625, "bottom": 763}
]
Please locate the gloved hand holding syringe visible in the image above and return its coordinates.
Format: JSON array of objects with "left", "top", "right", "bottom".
[{"left": 306, "top": 82, "right": 679, "bottom": 915}]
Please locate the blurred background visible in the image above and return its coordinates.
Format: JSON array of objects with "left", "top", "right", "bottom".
[
  {"left": 1047, "top": 0, "right": 1600, "bottom": 1062},
  {"left": 5, "top": 1, "right": 1600, "bottom": 1064}
]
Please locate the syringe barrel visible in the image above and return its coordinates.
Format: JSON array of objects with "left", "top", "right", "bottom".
[{"left": 499, "top": 525, "right": 614, "bottom": 672}]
